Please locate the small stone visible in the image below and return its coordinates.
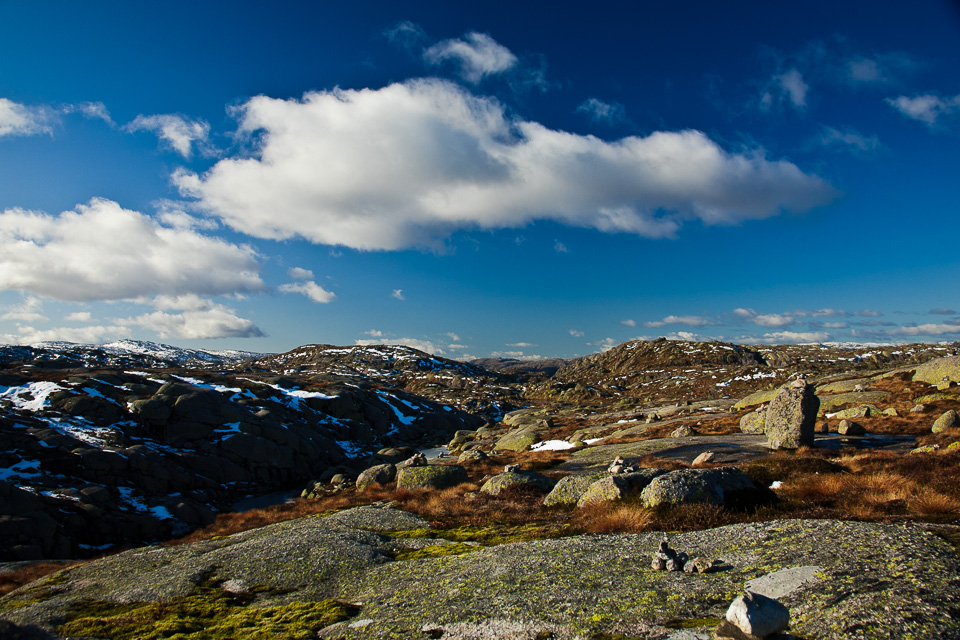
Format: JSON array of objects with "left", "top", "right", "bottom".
[
  {"left": 671, "top": 425, "right": 697, "bottom": 438},
  {"left": 651, "top": 556, "right": 667, "bottom": 571},
  {"left": 691, "top": 452, "right": 715, "bottom": 467},
  {"left": 837, "top": 419, "right": 866, "bottom": 436},
  {"left": 684, "top": 557, "right": 719, "bottom": 574},
  {"left": 504, "top": 463, "right": 521, "bottom": 473},
  {"left": 883, "top": 408, "right": 899, "bottom": 417},
  {"left": 911, "top": 404, "right": 926, "bottom": 413}
]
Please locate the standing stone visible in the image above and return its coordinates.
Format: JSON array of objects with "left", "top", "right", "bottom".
[
  {"left": 765, "top": 382, "right": 819, "bottom": 450},
  {"left": 837, "top": 420, "right": 866, "bottom": 436}
]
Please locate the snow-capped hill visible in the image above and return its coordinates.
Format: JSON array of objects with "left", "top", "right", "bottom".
[
  {"left": 100, "top": 340, "right": 267, "bottom": 366},
  {"left": 0, "top": 340, "right": 269, "bottom": 369}
]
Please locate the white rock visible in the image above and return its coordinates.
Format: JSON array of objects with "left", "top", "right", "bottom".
[{"left": 725, "top": 591, "right": 789, "bottom": 638}]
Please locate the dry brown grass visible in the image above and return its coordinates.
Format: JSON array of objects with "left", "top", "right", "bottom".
[
  {"left": 0, "top": 561, "right": 81, "bottom": 598},
  {"left": 575, "top": 502, "right": 653, "bottom": 534}
]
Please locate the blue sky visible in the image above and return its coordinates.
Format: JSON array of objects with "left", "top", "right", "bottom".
[{"left": 1, "top": 1, "right": 959, "bottom": 359}]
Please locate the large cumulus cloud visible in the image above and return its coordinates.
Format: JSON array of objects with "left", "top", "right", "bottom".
[{"left": 175, "top": 79, "right": 837, "bottom": 251}]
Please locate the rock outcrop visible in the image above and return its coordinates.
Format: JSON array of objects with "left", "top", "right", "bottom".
[{"left": 2, "top": 509, "right": 957, "bottom": 640}]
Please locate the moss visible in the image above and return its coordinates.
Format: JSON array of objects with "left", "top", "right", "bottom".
[
  {"left": 393, "top": 543, "right": 480, "bottom": 561},
  {"left": 57, "top": 577, "right": 359, "bottom": 639},
  {"left": 383, "top": 522, "right": 565, "bottom": 546},
  {"left": 663, "top": 617, "right": 722, "bottom": 629}
]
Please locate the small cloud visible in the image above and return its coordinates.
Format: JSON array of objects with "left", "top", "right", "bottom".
[
  {"left": 63, "top": 101, "right": 114, "bottom": 126},
  {"left": 589, "top": 337, "right": 619, "bottom": 352},
  {"left": 931, "top": 308, "right": 957, "bottom": 315},
  {"left": 364, "top": 329, "right": 385, "bottom": 337},
  {"left": 763, "top": 68, "right": 808, "bottom": 111},
  {"left": 644, "top": 315, "right": 711, "bottom": 328},
  {"left": 554, "top": 240, "right": 568, "bottom": 253},
  {"left": 355, "top": 337, "right": 443, "bottom": 355},
  {"left": 620, "top": 319, "right": 637, "bottom": 327},
  {"left": 448, "top": 343, "right": 468, "bottom": 350},
  {"left": 121, "top": 301, "right": 264, "bottom": 339},
  {"left": 392, "top": 289, "right": 405, "bottom": 301},
  {"left": 424, "top": 32, "right": 518, "bottom": 84},
  {"left": 569, "top": 329, "right": 585, "bottom": 337},
  {"left": 126, "top": 113, "right": 211, "bottom": 158},
  {"left": 846, "top": 52, "right": 918, "bottom": 86},
  {"left": 288, "top": 267, "right": 314, "bottom": 281},
  {"left": 887, "top": 93, "right": 960, "bottom": 126},
  {"left": 384, "top": 20, "right": 428, "bottom": 52},
  {"left": 762, "top": 330, "right": 829, "bottom": 343},
  {"left": 65, "top": 311, "right": 93, "bottom": 323},
  {"left": 667, "top": 331, "right": 700, "bottom": 341},
  {"left": 279, "top": 281, "right": 336, "bottom": 303},
  {"left": 818, "top": 126, "right": 880, "bottom": 154},
  {"left": 507, "top": 342, "right": 535, "bottom": 347},
  {"left": 576, "top": 98, "right": 628, "bottom": 125},
  {"left": 0, "top": 98, "right": 54, "bottom": 137},
  {"left": 1, "top": 296, "right": 47, "bottom": 324},
  {"left": 854, "top": 309, "right": 882, "bottom": 317},
  {"left": 445, "top": 332, "right": 461, "bottom": 341},
  {"left": 888, "top": 323, "right": 960, "bottom": 337},
  {"left": 822, "top": 322, "right": 848, "bottom": 329}
]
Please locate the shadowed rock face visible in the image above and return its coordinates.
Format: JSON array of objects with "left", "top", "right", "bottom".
[{"left": 2, "top": 507, "right": 957, "bottom": 640}]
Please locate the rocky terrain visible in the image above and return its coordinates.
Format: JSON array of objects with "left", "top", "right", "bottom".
[{"left": 3, "top": 337, "right": 960, "bottom": 639}]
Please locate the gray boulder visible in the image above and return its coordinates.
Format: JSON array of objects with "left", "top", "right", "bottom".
[
  {"left": 480, "top": 470, "right": 557, "bottom": 496},
  {"left": 457, "top": 449, "right": 489, "bottom": 464},
  {"left": 356, "top": 464, "right": 397, "bottom": 490},
  {"left": 739, "top": 409, "right": 765, "bottom": 435},
  {"left": 577, "top": 469, "right": 667, "bottom": 507},
  {"left": 543, "top": 472, "right": 607, "bottom": 507},
  {"left": 932, "top": 410, "right": 959, "bottom": 434},
  {"left": 913, "top": 355, "right": 960, "bottom": 385},
  {"left": 765, "top": 383, "right": 819, "bottom": 450},
  {"left": 640, "top": 467, "right": 767, "bottom": 509},
  {"left": 396, "top": 465, "right": 469, "bottom": 491}
]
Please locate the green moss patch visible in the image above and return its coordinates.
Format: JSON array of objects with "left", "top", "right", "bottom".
[
  {"left": 393, "top": 543, "right": 481, "bottom": 561},
  {"left": 384, "top": 522, "right": 565, "bottom": 546},
  {"left": 57, "top": 578, "right": 359, "bottom": 640},
  {"left": 663, "top": 617, "right": 722, "bottom": 629}
]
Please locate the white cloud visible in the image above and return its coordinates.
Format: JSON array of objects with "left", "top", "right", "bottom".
[
  {"left": 355, "top": 337, "right": 443, "bottom": 355},
  {"left": 392, "top": 289, "right": 405, "bottom": 300},
  {"left": 126, "top": 113, "right": 211, "bottom": 158},
  {"left": 930, "top": 308, "right": 957, "bottom": 316},
  {"left": 733, "top": 308, "right": 795, "bottom": 327},
  {"left": 887, "top": 93, "right": 960, "bottom": 126},
  {"left": 445, "top": 332, "right": 461, "bottom": 341},
  {"left": 590, "top": 337, "right": 619, "bottom": 352},
  {"left": 577, "top": 98, "right": 627, "bottom": 124},
  {"left": 0, "top": 98, "right": 53, "bottom": 137},
  {"left": 644, "top": 315, "right": 711, "bottom": 328},
  {"left": 822, "top": 322, "right": 848, "bottom": 329},
  {"left": 0, "top": 198, "right": 264, "bottom": 302},
  {"left": 385, "top": 21, "right": 428, "bottom": 52},
  {"left": 554, "top": 240, "right": 568, "bottom": 253},
  {"left": 279, "top": 280, "right": 335, "bottom": 303},
  {"left": 5, "top": 324, "right": 130, "bottom": 345},
  {"left": 122, "top": 302, "right": 264, "bottom": 339},
  {"left": 507, "top": 342, "right": 535, "bottom": 347},
  {"left": 763, "top": 69, "right": 808, "bottom": 110},
  {"left": 889, "top": 323, "right": 960, "bottom": 337},
  {"left": 846, "top": 53, "right": 917, "bottom": 86},
  {"left": 818, "top": 126, "right": 880, "bottom": 154},
  {"left": 569, "top": 329, "right": 584, "bottom": 337},
  {"left": 1, "top": 296, "right": 47, "bottom": 324},
  {"left": 65, "top": 311, "right": 93, "bottom": 323},
  {"left": 667, "top": 331, "right": 700, "bottom": 341},
  {"left": 424, "top": 32, "right": 517, "bottom": 83},
  {"left": 448, "top": 343, "right": 468, "bottom": 350},
  {"left": 760, "top": 330, "right": 829, "bottom": 343},
  {"left": 491, "top": 350, "right": 543, "bottom": 360},
  {"left": 620, "top": 319, "right": 637, "bottom": 327},
  {"left": 288, "top": 267, "right": 314, "bottom": 280},
  {"left": 175, "top": 79, "right": 836, "bottom": 251},
  {"left": 62, "top": 101, "right": 114, "bottom": 125},
  {"left": 364, "top": 329, "right": 385, "bottom": 337}
]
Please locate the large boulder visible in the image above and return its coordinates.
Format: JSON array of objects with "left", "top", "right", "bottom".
[
  {"left": 913, "top": 355, "right": 960, "bottom": 385},
  {"left": 765, "top": 382, "right": 819, "bottom": 450},
  {"left": 932, "top": 410, "right": 959, "bottom": 434},
  {"left": 543, "top": 472, "right": 607, "bottom": 507},
  {"left": 577, "top": 469, "right": 667, "bottom": 507},
  {"left": 640, "top": 467, "right": 770, "bottom": 509},
  {"left": 480, "top": 470, "right": 557, "bottom": 496},
  {"left": 396, "top": 465, "right": 469, "bottom": 491},
  {"left": 495, "top": 427, "right": 539, "bottom": 452},
  {"left": 356, "top": 464, "right": 397, "bottom": 490}
]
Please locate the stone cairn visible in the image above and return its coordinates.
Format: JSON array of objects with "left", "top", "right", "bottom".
[
  {"left": 650, "top": 536, "right": 718, "bottom": 574},
  {"left": 608, "top": 456, "right": 638, "bottom": 475}
]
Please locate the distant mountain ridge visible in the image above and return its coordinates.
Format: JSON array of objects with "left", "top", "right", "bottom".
[{"left": 0, "top": 339, "right": 269, "bottom": 370}]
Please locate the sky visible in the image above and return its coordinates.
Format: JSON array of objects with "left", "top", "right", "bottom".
[{"left": 1, "top": 1, "right": 959, "bottom": 360}]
